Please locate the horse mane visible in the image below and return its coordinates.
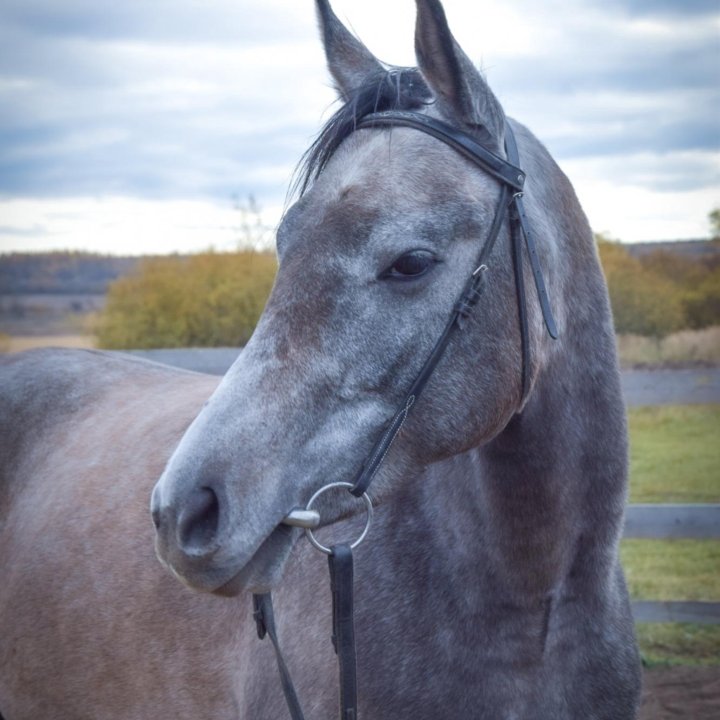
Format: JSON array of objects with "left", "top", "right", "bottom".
[{"left": 292, "top": 68, "right": 432, "bottom": 197}]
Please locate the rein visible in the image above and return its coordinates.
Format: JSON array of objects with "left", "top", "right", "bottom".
[{"left": 254, "top": 111, "right": 558, "bottom": 720}]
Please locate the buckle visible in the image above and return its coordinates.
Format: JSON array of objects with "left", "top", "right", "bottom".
[{"left": 252, "top": 594, "right": 267, "bottom": 639}]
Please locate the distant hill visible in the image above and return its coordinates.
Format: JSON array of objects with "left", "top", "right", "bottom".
[
  {"left": 0, "top": 252, "right": 140, "bottom": 294},
  {"left": 624, "top": 239, "right": 719, "bottom": 261}
]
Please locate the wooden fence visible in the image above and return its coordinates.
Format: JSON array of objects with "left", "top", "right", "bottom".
[{"left": 624, "top": 504, "right": 720, "bottom": 624}]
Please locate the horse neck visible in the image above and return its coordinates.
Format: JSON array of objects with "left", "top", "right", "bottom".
[{"left": 425, "top": 271, "right": 627, "bottom": 604}]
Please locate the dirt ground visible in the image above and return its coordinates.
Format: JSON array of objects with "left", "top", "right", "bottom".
[{"left": 640, "top": 666, "right": 720, "bottom": 719}]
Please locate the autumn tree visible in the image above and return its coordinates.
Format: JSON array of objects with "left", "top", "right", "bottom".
[
  {"left": 596, "top": 237, "right": 685, "bottom": 337},
  {"left": 710, "top": 207, "right": 720, "bottom": 241},
  {"left": 96, "top": 251, "right": 277, "bottom": 349}
]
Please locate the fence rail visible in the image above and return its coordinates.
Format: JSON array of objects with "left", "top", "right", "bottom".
[
  {"left": 625, "top": 504, "right": 719, "bottom": 624},
  {"left": 624, "top": 504, "right": 720, "bottom": 539},
  {"left": 631, "top": 601, "right": 720, "bottom": 625}
]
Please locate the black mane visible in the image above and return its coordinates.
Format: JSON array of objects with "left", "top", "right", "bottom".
[{"left": 293, "top": 68, "right": 432, "bottom": 197}]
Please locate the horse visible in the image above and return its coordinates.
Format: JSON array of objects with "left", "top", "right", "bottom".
[{"left": 0, "top": 1, "right": 642, "bottom": 718}]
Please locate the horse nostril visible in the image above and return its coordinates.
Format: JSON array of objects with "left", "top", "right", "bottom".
[
  {"left": 151, "top": 506, "right": 162, "bottom": 531},
  {"left": 177, "top": 487, "right": 221, "bottom": 556}
]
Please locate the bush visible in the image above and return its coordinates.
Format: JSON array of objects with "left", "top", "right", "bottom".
[
  {"left": 681, "top": 267, "right": 720, "bottom": 330},
  {"left": 96, "top": 233, "right": 716, "bottom": 349},
  {"left": 597, "top": 239, "right": 685, "bottom": 337},
  {"left": 96, "top": 251, "right": 276, "bottom": 349},
  {"left": 617, "top": 326, "right": 720, "bottom": 368}
]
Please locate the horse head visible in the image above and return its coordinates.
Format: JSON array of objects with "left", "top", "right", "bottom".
[{"left": 151, "top": 0, "right": 584, "bottom": 595}]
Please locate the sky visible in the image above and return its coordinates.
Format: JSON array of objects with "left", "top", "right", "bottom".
[{"left": 0, "top": 0, "right": 718, "bottom": 255}]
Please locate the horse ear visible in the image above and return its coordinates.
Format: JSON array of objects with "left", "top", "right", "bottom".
[
  {"left": 414, "top": 0, "right": 504, "bottom": 147},
  {"left": 315, "top": 0, "right": 384, "bottom": 101}
]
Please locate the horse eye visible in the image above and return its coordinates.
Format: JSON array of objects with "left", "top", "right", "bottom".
[{"left": 382, "top": 250, "right": 437, "bottom": 280}]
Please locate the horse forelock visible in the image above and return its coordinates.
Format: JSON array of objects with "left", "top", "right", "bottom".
[{"left": 292, "top": 67, "right": 432, "bottom": 198}]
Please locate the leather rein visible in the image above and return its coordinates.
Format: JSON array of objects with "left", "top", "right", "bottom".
[{"left": 253, "top": 110, "right": 558, "bottom": 720}]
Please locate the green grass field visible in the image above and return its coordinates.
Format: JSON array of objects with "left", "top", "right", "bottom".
[
  {"left": 621, "top": 540, "right": 720, "bottom": 601},
  {"left": 628, "top": 405, "right": 720, "bottom": 503},
  {"left": 634, "top": 624, "right": 720, "bottom": 666},
  {"left": 624, "top": 404, "right": 720, "bottom": 665}
]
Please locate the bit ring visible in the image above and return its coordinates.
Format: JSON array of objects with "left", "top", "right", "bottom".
[{"left": 305, "top": 482, "right": 373, "bottom": 555}]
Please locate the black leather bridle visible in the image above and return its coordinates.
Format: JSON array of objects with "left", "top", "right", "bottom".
[
  {"left": 253, "top": 110, "right": 558, "bottom": 720},
  {"left": 349, "top": 110, "right": 558, "bottom": 498}
]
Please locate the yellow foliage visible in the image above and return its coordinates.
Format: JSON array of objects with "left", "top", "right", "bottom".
[
  {"left": 682, "top": 266, "right": 720, "bottom": 329},
  {"left": 597, "top": 239, "right": 686, "bottom": 337},
  {"left": 96, "top": 251, "right": 277, "bottom": 349},
  {"left": 96, "top": 236, "right": 717, "bottom": 349}
]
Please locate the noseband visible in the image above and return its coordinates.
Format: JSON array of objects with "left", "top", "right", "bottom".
[{"left": 255, "top": 111, "right": 558, "bottom": 720}]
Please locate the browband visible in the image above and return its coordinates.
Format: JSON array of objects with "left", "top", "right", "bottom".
[{"left": 357, "top": 111, "right": 525, "bottom": 192}]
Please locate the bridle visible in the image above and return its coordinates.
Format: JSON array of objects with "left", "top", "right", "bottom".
[{"left": 253, "top": 110, "right": 558, "bottom": 720}]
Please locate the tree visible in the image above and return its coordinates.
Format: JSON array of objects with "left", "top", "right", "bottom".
[
  {"left": 96, "top": 197, "right": 279, "bottom": 349},
  {"left": 710, "top": 208, "right": 720, "bottom": 241},
  {"left": 635, "top": 247, "right": 719, "bottom": 332},
  {"left": 233, "top": 195, "right": 274, "bottom": 250},
  {"left": 596, "top": 237, "right": 685, "bottom": 337},
  {"left": 95, "top": 251, "right": 277, "bottom": 349},
  {"left": 682, "top": 266, "right": 720, "bottom": 330}
]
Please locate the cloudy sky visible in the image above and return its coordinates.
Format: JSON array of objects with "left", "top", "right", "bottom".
[{"left": 0, "top": 0, "right": 718, "bottom": 255}]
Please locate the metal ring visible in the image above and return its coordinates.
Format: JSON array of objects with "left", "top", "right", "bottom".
[{"left": 304, "top": 482, "right": 373, "bottom": 555}]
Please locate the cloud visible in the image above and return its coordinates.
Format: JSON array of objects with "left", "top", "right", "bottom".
[
  {"left": 487, "top": 4, "right": 720, "bottom": 163},
  {"left": 2, "top": 0, "right": 310, "bottom": 45},
  {"left": 0, "top": 223, "right": 50, "bottom": 237},
  {"left": 598, "top": 0, "right": 719, "bottom": 18},
  {"left": 562, "top": 161, "right": 719, "bottom": 241},
  {"left": 0, "top": 11, "right": 332, "bottom": 203},
  {"left": 0, "top": 0, "right": 717, "bottom": 251},
  {"left": 563, "top": 150, "right": 720, "bottom": 194},
  {"left": 0, "top": 196, "right": 281, "bottom": 254}
]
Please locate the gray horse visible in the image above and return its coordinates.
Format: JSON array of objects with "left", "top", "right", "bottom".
[{"left": 0, "top": 1, "right": 641, "bottom": 718}]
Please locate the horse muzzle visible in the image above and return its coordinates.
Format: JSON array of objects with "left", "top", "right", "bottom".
[{"left": 150, "top": 479, "right": 302, "bottom": 595}]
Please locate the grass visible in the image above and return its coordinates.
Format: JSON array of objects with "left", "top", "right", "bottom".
[
  {"left": 620, "top": 539, "right": 720, "bottom": 664},
  {"left": 635, "top": 624, "right": 720, "bottom": 666},
  {"left": 617, "top": 325, "right": 720, "bottom": 368},
  {"left": 1, "top": 334, "right": 96, "bottom": 352},
  {"left": 627, "top": 405, "right": 720, "bottom": 503},
  {"left": 621, "top": 540, "right": 720, "bottom": 601},
  {"left": 624, "top": 405, "right": 720, "bottom": 665},
  {"left": 622, "top": 538, "right": 720, "bottom": 666}
]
